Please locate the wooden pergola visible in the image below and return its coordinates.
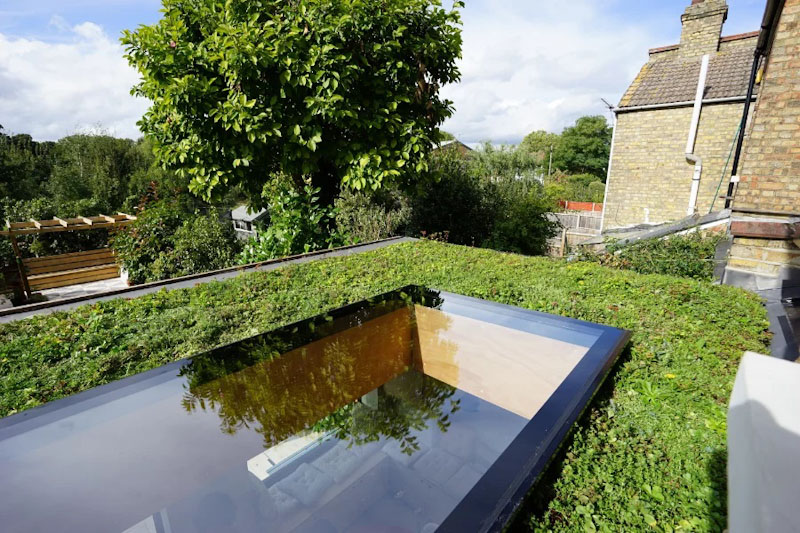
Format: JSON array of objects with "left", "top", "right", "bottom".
[{"left": 2, "top": 213, "right": 136, "bottom": 300}]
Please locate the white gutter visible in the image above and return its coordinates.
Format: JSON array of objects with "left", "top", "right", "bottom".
[
  {"left": 686, "top": 54, "right": 710, "bottom": 216},
  {"left": 599, "top": 110, "right": 618, "bottom": 233}
]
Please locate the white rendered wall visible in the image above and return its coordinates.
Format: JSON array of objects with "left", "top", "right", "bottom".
[{"left": 728, "top": 352, "right": 800, "bottom": 532}]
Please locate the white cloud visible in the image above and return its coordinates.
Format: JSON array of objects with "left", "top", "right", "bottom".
[
  {"left": 0, "top": 22, "right": 147, "bottom": 140},
  {"left": 440, "top": 1, "right": 661, "bottom": 144}
]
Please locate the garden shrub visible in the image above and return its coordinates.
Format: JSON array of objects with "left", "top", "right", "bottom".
[
  {"left": 407, "top": 151, "right": 559, "bottom": 255},
  {"left": 150, "top": 214, "right": 241, "bottom": 281},
  {"left": 580, "top": 232, "right": 726, "bottom": 281},
  {"left": 406, "top": 152, "right": 496, "bottom": 246},
  {"left": 326, "top": 147, "right": 559, "bottom": 255},
  {"left": 334, "top": 188, "right": 410, "bottom": 244},
  {"left": 0, "top": 241, "right": 770, "bottom": 531},
  {"left": 239, "top": 178, "right": 344, "bottom": 263},
  {"left": 0, "top": 239, "right": 14, "bottom": 299},
  {"left": 544, "top": 172, "right": 606, "bottom": 204},
  {"left": 486, "top": 178, "right": 560, "bottom": 256},
  {"left": 112, "top": 200, "right": 239, "bottom": 284}
]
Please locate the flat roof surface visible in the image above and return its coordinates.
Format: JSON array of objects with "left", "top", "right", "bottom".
[{"left": 0, "top": 287, "right": 629, "bottom": 533}]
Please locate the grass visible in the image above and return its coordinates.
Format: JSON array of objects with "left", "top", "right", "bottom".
[{"left": 0, "top": 240, "right": 770, "bottom": 531}]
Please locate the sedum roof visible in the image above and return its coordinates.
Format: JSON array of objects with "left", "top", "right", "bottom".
[{"left": 619, "top": 34, "right": 758, "bottom": 109}]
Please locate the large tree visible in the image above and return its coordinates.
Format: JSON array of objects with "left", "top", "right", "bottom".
[
  {"left": 552, "top": 115, "right": 612, "bottom": 180},
  {"left": 48, "top": 135, "right": 144, "bottom": 209},
  {"left": 519, "top": 129, "right": 560, "bottom": 174},
  {"left": 122, "top": 0, "right": 463, "bottom": 209},
  {"left": 0, "top": 129, "right": 54, "bottom": 201}
]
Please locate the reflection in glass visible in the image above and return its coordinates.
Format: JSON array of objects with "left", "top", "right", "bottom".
[{"left": 0, "top": 286, "right": 620, "bottom": 533}]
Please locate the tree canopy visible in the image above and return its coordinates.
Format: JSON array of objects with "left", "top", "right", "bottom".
[
  {"left": 519, "top": 116, "right": 613, "bottom": 181},
  {"left": 0, "top": 129, "right": 54, "bottom": 201},
  {"left": 552, "top": 115, "right": 612, "bottom": 179},
  {"left": 519, "top": 129, "right": 559, "bottom": 171},
  {"left": 122, "top": 0, "right": 464, "bottom": 208}
]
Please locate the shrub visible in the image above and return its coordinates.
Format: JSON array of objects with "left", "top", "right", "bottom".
[
  {"left": 334, "top": 188, "right": 410, "bottom": 244},
  {"left": 588, "top": 180, "right": 606, "bottom": 201},
  {"left": 151, "top": 215, "right": 241, "bottom": 281},
  {"left": 407, "top": 150, "right": 559, "bottom": 254},
  {"left": 578, "top": 232, "right": 726, "bottom": 281},
  {"left": 486, "top": 179, "right": 560, "bottom": 256},
  {"left": 544, "top": 172, "right": 606, "bottom": 204},
  {"left": 0, "top": 239, "right": 14, "bottom": 298},
  {"left": 112, "top": 200, "right": 239, "bottom": 284},
  {"left": 239, "top": 179, "right": 344, "bottom": 263},
  {"left": 406, "top": 152, "right": 495, "bottom": 246}
]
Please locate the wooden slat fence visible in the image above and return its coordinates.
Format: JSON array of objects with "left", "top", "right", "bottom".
[{"left": 547, "top": 211, "right": 603, "bottom": 257}]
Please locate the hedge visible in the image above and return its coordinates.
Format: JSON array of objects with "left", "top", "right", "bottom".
[{"left": 0, "top": 241, "right": 769, "bottom": 531}]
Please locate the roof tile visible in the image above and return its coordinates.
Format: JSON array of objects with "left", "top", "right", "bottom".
[{"left": 619, "top": 41, "right": 757, "bottom": 108}]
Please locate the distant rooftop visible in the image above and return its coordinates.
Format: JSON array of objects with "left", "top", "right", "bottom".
[{"left": 230, "top": 205, "right": 268, "bottom": 222}]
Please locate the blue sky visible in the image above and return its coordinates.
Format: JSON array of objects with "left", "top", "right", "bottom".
[{"left": 0, "top": 0, "right": 768, "bottom": 142}]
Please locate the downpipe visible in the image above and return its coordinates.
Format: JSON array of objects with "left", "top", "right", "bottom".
[
  {"left": 685, "top": 54, "right": 710, "bottom": 216},
  {"left": 686, "top": 153, "right": 703, "bottom": 217}
]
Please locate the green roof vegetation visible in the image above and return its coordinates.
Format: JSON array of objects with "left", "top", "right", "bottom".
[{"left": 0, "top": 240, "right": 769, "bottom": 531}]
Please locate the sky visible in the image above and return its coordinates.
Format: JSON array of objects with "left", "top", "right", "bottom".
[{"left": 0, "top": 0, "right": 767, "bottom": 144}]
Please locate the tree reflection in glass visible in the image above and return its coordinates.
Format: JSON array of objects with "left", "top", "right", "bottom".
[
  {"left": 180, "top": 288, "right": 460, "bottom": 454},
  {"left": 314, "top": 371, "right": 460, "bottom": 456}
]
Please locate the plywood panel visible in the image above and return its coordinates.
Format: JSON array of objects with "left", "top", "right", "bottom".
[{"left": 413, "top": 305, "right": 587, "bottom": 419}]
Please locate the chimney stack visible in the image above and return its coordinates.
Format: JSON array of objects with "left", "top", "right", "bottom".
[{"left": 680, "top": 0, "right": 728, "bottom": 57}]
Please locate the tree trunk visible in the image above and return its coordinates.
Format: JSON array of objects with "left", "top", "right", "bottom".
[{"left": 310, "top": 160, "right": 340, "bottom": 210}]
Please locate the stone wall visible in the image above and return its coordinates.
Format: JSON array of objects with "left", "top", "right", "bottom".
[
  {"left": 733, "top": 0, "right": 800, "bottom": 215},
  {"left": 603, "top": 102, "right": 745, "bottom": 229}
]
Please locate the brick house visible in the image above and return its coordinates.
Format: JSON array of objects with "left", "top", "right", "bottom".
[
  {"left": 602, "top": 0, "right": 800, "bottom": 288},
  {"left": 602, "top": 0, "right": 758, "bottom": 230},
  {"left": 725, "top": 0, "right": 800, "bottom": 287}
]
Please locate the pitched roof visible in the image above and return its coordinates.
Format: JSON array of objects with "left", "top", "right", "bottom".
[
  {"left": 230, "top": 205, "right": 268, "bottom": 222},
  {"left": 619, "top": 36, "right": 758, "bottom": 109},
  {"left": 436, "top": 139, "right": 473, "bottom": 151}
]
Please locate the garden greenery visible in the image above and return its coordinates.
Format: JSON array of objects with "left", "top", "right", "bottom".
[
  {"left": 578, "top": 232, "right": 726, "bottom": 282},
  {"left": 334, "top": 187, "right": 411, "bottom": 245},
  {"left": 112, "top": 200, "right": 240, "bottom": 284},
  {"left": 238, "top": 177, "right": 344, "bottom": 262},
  {"left": 122, "top": 0, "right": 464, "bottom": 208},
  {"left": 404, "top": 148, "right": 560, "bottom": 255},
  {"left": 0, "top": 241, "right": 770, "bottom": 531}
]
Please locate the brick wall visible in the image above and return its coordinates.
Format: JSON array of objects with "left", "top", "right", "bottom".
[
  {"left": 604, "top": 102, "right": 745, "bottom": 229},
  {"left": 725, "top": 0, "right": 800, "bottom": 283},
  {"left": 680, "top": 0, "right": 728, "bottom": 57},
  {"left": 729, "top": 237, "right": 800, "bottom": 276},
  {"left": 733, "top": 0, "right": 800, "bottom": 215}
]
